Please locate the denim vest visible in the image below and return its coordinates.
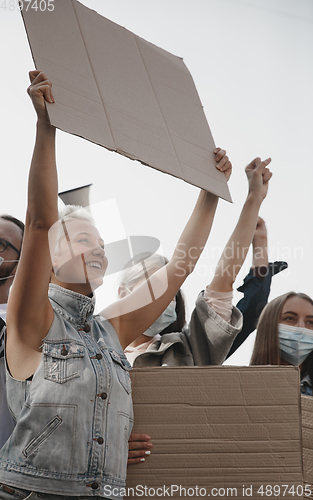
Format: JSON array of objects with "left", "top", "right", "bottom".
[{"left": 0, "top": 284, "right": 133, "bottom": 499}]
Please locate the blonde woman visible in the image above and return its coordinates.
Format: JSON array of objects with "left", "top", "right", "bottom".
[{"left": 0, "top": 70, "right": 230, "bottom": 499}]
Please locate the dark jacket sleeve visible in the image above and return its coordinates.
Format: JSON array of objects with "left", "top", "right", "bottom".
[
  {"left": 0, "top": 317, "right": 5, "bottom": 359},
  {"left": 226, "top": 261, "right": 288, "bottom": 359}
]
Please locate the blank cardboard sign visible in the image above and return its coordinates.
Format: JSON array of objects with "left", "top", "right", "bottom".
[
  {"left": 22, "top": 0, "right": 231, "bottom": 201},
  {"left": 301, "top": 395, "right": 313, "bottom": 498},
  {"left": 128, "top": 366, "right": 303, "bottom": 500}
]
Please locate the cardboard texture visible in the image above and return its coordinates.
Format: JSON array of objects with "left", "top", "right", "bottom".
[
  {"left": 301, "top": 395, "right": 313, "bottom": 498},
  {"left": 128, "top": 366, "right": 303, "bottom": 499},
  {"left": 21, "top": 0, "right": 231, "bottom": 201}
]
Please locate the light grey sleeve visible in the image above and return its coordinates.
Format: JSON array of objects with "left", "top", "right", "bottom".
[{"left": 185, "top": 291, "right": 243, "bottom": 366}]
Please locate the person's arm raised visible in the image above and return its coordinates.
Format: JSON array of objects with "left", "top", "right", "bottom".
[
  {"left": 226, "top": 217, "right": 270, "bottom": 359},
  {"left": 207, "top": 157, "right": 272, "bottom": 293},
  {"left": 251, "top": 217, "right": 269, "bottom": 269},
  {"left": 6, "top": 71, "right": 56, "bottom": 379},
  {"left": 102, "top": 149, "right": 232, "bottom": 349}
]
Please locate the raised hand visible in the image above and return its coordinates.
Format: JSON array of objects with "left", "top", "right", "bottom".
[
  {"left": 27, "top": 70, "right": 54, "bottom": 120},
  {"left": 245, "top": 157, "right": 272, "bottom": 201}
]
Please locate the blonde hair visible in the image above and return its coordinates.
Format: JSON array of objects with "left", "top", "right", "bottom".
[
  {"left": 58, "top": 205, "right": 94, "bottom": 224},
  {"left": 250, "top": 292, "right": 313, "bottom": 365},
  {"left": 119, "top": 254, "right": 168, "bottom": 291},
  {"left": 54, "top": 205, "right": 95, "bottom": 254}
]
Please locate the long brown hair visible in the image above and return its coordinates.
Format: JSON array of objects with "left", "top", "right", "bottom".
[{"left": 250, "top": 292, "right": 313, "bottom": 366}]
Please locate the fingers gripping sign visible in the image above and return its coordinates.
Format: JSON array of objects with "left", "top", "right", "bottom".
[
  {"left": 128, "top": 433, "right": 153, "bottom": 466},
  {"left": 214, "top": 147, "right": 232, "bottom": 181},
  {"left": 27, "top": 70, "right": 55, "bottom": 119}
]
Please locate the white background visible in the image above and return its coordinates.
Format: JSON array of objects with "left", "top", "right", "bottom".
[{"left": 0, "top": 0, "right": 312, "bottom": 364}]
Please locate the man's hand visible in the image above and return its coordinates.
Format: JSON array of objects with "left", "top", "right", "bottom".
[
  {"left": 253, "top": 217, "right": 268, "bottom": 245},
  {"left": 27, "top": 70, "right": 54, "bottom": 120},
  {"left": 252, "top": 217, "right": 269, "bottom": 269},
  {"left": 128, "top": 433, "right": 153, "bottom": 466},
  {"left": 214, "top": 148, "right": 232, "bottom": 182}
]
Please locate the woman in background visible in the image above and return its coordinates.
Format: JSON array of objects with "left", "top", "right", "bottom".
[{"left": 250, "top": 292, "right": 313, "bottom": 396}]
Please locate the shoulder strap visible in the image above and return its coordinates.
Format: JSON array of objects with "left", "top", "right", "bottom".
[{"left": 0, "top": 316, "right": 6, "bottom": 359}]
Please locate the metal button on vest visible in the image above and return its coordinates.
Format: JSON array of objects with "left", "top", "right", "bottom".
[
  {"left": 100, "top": 392, "right": 107, "bottom": 400},
  {"left": 97, "top": 437, "right": 104, "bottom": 444},
  {"left": 61, "top": 348, "right": 68, "bottom": 356},
  {"left": 91, "top": 482, "right": 99, "bottom": 490},
  {"left": 83, "top": 323, "right": 91, "bottom": 332},
  {"left": 95, "top": 353, "right": 102, "bottom": 360}
]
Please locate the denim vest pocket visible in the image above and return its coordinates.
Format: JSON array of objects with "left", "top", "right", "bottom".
[
  {"left": 0, "top": 485, "right": 33, "bottom": 500},
  {"left": 117, "top": 412, "right": 132, "bottom": 480},
  {"left": 108, "top": 350, "right": 132, "bottom": 394},
  {"left": 23, "top": 415, "right": 62, "bottom": 457},
  {"left": 43, "top": 341, "right": 85, "bottom": 384}
]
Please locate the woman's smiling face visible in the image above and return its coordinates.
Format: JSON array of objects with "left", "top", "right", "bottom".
[{"left": 52, "top": 219, "right": 108, "bottom": 289}]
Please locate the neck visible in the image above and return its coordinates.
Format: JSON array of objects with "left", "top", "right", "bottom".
[
  {"left": 130, "top": 334, "right": 154, "bottom": 348},
  {"left": 51, "top": 275, "right": 94, "bottom": 297}
]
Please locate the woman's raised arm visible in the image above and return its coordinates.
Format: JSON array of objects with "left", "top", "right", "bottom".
[
  {"left": 207, "top": 157, "right": 272, "bottom": 294},
  {"left": 6, "top": 71, "right": 56, "bottom": 378},
  {"left": 103, "top": 150, "right": 232, "bottom": 349}
]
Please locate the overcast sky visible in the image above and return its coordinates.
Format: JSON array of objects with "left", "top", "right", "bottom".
[{"left": 0, "top": 0, "right": 312, "bottom": 364}]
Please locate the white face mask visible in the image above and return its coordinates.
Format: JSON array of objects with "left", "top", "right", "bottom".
[
  {"left": 143, "top": 301, "right": 177, "bottom": 337},
  {"left": 0, "top": 256, "right": 19, "bottom": 280},
  {"left": 278, "top": 323, "right": 313, "bottom": 366}
]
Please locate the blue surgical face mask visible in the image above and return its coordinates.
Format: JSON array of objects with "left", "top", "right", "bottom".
[
  {"left": 143, "top": 301, "right": 177, "bottom": 337},
  {"left": 278, "top": 323, "right": 313, "bottom": 366}
]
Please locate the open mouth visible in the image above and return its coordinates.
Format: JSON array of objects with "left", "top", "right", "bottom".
[{"left": 86, "top": 261, "right": 103, "bottom": 270}]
